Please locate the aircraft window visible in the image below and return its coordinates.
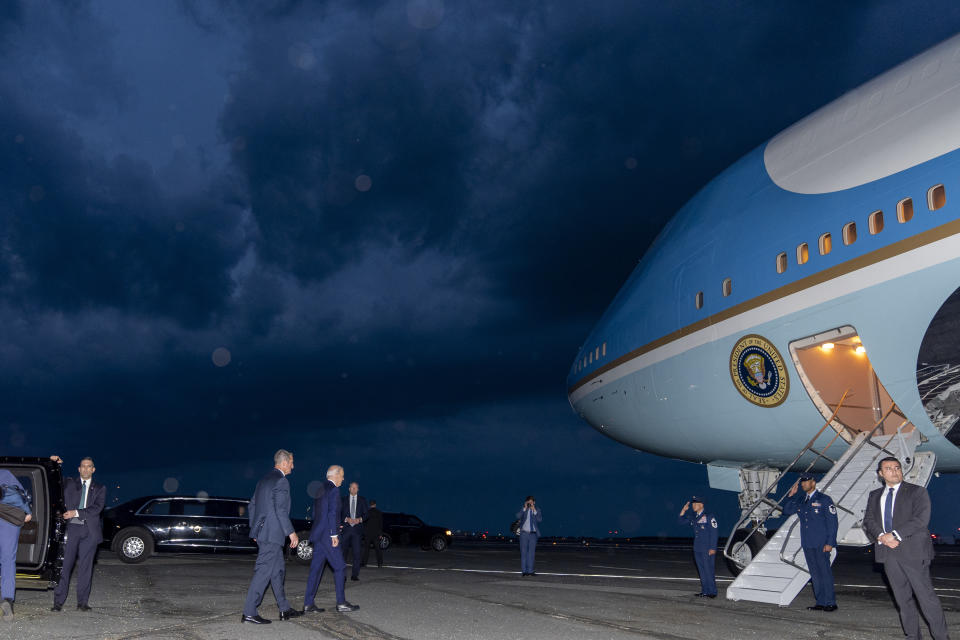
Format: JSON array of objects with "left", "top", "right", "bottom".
[
  {"left": 818, "top": 233, "right": 832, "bottom": 255},
  {"left": 589, "top": 351, "right": 593, "bottom": 364},
  {"left": 927, "top": 184, "right": 945, "bottom": 210},
  {"left": 695, "top": 291, "right": 703, "bottom": 309},
  {"left": 843, "top": 222, "right": 857, "bottom": 245},
  {"left": 722, "top": 278, "right": 732, "bottom": 297},
  {"left": 602, "top": 343, "right": 607, "bottom": 357},
  {"left": 776, "top": 252, "right": 787, "bottom": 274},
  {"left": 869, "top": 210, "right": 884, "bottom": 234},
  {"left": 594, "top": 346, "right": 600, "bottom": 360},
  {"left": 796, "top": 243, "right": 809, "bottom": 265},
  {"left": 897, "top": 198, "right": 914, "bottom": 223}
]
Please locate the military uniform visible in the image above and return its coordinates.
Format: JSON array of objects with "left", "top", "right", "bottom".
[
  {"left": 679, "top": 498, "right": 719, "bottom": 597},
  {"left": 783, "top": 486, "right": 838, "bottom": 609}
]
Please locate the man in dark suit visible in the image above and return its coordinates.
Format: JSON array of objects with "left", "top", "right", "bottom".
[
  {"left": 340, "top": 481, "right": 368, "bottom": 581},
  {"left": 50, "top": 455, "right": 105, "bottom": 612},
  {"left": 241, "top": 449, "right": 302, "bottom": 625},
  {"left": 362, "top": 500, "right": 384, "bottom": 569},
  {"left": 863, "top": 456, "right": 948, "bottom": 640},
  {"left": 304, "top": 465, "right": 358, "bottom": 613}
]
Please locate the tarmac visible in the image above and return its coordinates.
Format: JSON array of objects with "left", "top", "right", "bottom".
[{"left": 4, "top": 540, "right": 960, "bottom": 639}]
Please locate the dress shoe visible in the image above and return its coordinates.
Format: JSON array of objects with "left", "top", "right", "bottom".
[
  {"left": 304, "top": 604, "right": 325, "bottom": 613},
  {"left": 50, "top": 604, "right": 63, "bottom": 612},
  {"left": 351, "top": 576, "right": 359, "bottom": 581},
  {"left": 807, "top": 605, "right": 824, "bottom": 611},
  {"left": 240, "top": 614, "right": 272, "bottom": 624},
  {"left": 822, "top": 605, "right": 838, "bottom": 612},
  {"left": 529, "top": 572, "right": 536, "bottom": 576},
  {"left": 336, "top": 602, "right": 360, "bottom": 613},
  {"left": 77, "top": 604, "right": 92, "bottom": 611},
  {"left": 279, "top": 608, "right": 303, "bottom": 620}
]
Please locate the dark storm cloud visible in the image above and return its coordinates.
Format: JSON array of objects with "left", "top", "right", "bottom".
[{"left": 4, "top": 0, "right": 960, "bottom": 534}]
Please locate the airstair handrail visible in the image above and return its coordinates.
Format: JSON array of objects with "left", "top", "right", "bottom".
[
  {"left": 777, "top": 407, "right": 909, "bottom": 571},
  {"left": 722, "top": 389, "right": 850, "bottom": 566}
]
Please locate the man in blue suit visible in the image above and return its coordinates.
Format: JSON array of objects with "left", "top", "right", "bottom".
[
  {"left": 678, "top": 495, "right": 719, "bottom": 598},
  {"left": 241, "top": 449, "right": 301, "bottom": 624},
  {"left": 516, "top": 495, "right": 542, "bottom": 576},
  {"left": 50, "top": 456, "right": 105, "bottom": 612},
  {"left": 304, "top": 465, "right": 359, "bottom": 613},
  {"left": 340, "top": 481, "right": 368, "bottom": 581},
  {"left": 783, "top": 474, "right": 839, "bottom": 612}
]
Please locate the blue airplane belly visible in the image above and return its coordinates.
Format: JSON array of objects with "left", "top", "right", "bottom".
[{"left": 573, "top": 258, "right": 960, "bottom": 472}]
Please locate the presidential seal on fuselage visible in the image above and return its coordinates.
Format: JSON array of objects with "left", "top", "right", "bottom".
[{"left": 730, "top": 334, "right": 789, "bottom": 407}]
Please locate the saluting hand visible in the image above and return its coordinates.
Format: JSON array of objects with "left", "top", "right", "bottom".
[
  {"left": 787, "top": 480, "right": 799, "bottom": 497},
  {"left": 680, "top": 502, "right": 690, "bottom": 515}
]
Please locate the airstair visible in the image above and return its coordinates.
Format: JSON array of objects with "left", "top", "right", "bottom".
[{"left": 724, "top": 395, "right": 937, "bottom": 606}]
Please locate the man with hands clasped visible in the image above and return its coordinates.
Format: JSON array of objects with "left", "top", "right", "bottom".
[
  {"left": 678, "top": 496, "right": 718, "bottom": 598},
  {"left": 863, "top": 456, "right": 948, "bottom": 640},
  {"left": 783, "top": 474, "right": 838, "bottom": 612}
]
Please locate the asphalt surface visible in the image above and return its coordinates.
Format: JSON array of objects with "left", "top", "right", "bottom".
[{"left": 4, "top": 541, "right": 960, "bottom": 639}]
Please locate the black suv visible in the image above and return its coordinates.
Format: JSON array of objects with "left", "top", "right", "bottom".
[
  {"left": 381, "top": 512, "right": 452, "bottom": 552},
  {"left": 103, "top": 495, "right": 311, "bottom": 563},
  {"left": 0, "top": 456, "right": 67, "bottom": 589}
]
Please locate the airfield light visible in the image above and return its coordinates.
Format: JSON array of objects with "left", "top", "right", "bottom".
[
  {"left": 820, "top": 342, "right": 835, "bottom": 351},
  {"left": 855, "top": 345, "right": 867, "bottom": 355}
]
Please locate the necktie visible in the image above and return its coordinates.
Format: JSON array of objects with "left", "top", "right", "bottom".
[
  {"left": 883, "top": 487, "right": 894, "bottom": 532},
  {"left": 351, "top": 495, "right": 356, "bottom": 519},
  {"left": 79, "top": 481, "right": 87, "bottom": 509}
]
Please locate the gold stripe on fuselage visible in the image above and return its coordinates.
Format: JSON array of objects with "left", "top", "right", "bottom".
[{"left": 568, "top": 216, "right": 960, "bottom": 395}]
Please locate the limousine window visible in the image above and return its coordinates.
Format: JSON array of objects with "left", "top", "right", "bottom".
[{"left": 140, "top": 500, "right": 171, "bottom": 516}]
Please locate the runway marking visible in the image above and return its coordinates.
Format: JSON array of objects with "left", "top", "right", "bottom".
[{"left": 382, "top": 565, "right": 960, "bottom": 594}]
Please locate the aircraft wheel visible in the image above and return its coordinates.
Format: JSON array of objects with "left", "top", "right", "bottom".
[{"left": 724, "top": 528, "right": 765, "bottom": 576}]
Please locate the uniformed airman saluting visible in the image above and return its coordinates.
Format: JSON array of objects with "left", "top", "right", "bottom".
[
  {"left": 678, "top": 496, "right": 719, "bottom": 598},
  {"left": 783, "top": 474, "right": 838, "bottom": 612}
]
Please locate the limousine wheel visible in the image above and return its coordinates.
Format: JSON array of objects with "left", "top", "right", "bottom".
[
  {"left": 115, "top": 527, "right": 154, "bottom": 564},
  {"left": 294, "top": 537, "right": 313, "bottom": 564},
  {"left": 430, "top": 535, "right": 448, "bottom": 552},
  {"left": 377, "top": 533, "right": 391, "bottom": 550}
]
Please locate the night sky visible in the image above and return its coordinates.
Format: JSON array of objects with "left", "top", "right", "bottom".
[{"left": 4, "top": 1, "right": 960, "bottom": 539}]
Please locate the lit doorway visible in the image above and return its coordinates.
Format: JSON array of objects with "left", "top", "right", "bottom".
[{"left": 789, "top": 325, "right": 912, "bottom": 441}]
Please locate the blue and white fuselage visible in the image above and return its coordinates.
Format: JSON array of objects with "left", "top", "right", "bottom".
[{"left": 568, "top": 33, "right": 960, "bottom": 475}]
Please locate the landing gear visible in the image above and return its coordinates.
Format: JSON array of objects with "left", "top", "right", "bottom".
[{"left": 724, "top": 528, "right": 766, "bottom": 575}]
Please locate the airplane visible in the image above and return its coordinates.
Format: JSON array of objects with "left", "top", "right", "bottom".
[{"left": 567, "top": 32, "right": 960, "bottom": 571}]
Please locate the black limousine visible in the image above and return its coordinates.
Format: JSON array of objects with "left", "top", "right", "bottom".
[
  {"left": 0, "top": 456, "right": 67, "bottom": 589},
  {"left": 103, "top": 495, "right": 311, "bottom": 563}
]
